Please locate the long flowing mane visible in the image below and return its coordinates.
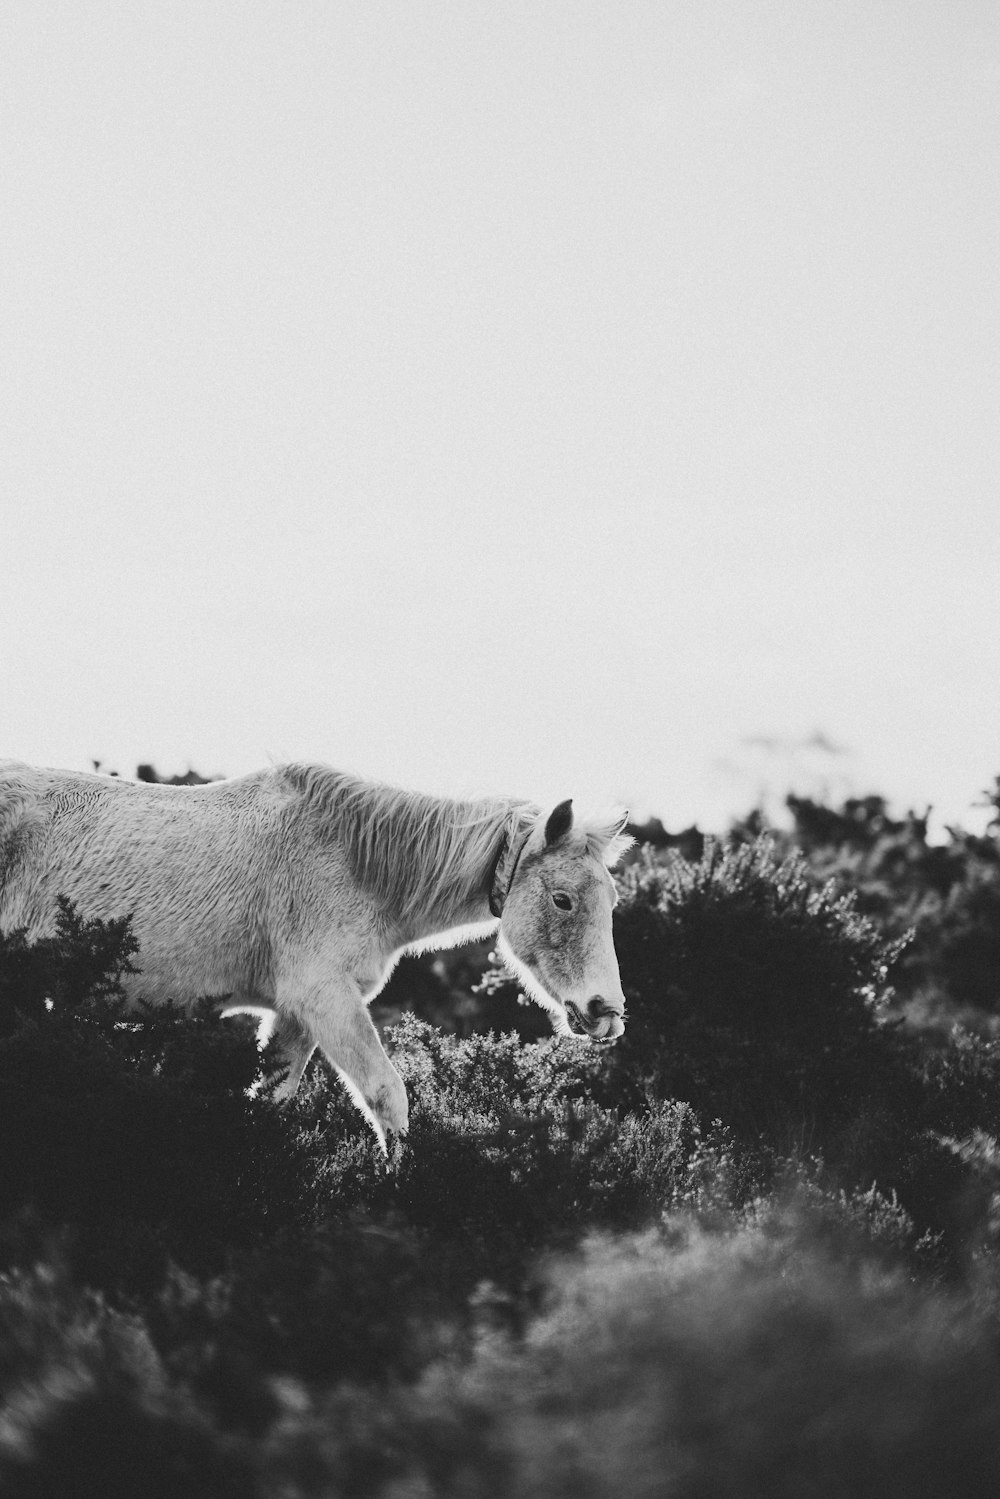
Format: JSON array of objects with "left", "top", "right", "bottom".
[{"left": 280, "top": 763, "right": 539, "bottom": 925}]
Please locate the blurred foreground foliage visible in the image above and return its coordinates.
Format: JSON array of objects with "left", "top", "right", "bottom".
[{"left": 4, "top": 775, "right": 1000, "bottom": 1494}]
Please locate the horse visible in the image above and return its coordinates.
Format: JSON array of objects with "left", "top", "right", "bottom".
[{"left": 0, "top": 760, "right": 632, "bottom": 1149}]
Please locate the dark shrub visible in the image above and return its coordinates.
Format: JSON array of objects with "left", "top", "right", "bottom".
[
  {"left": 447, "top": 1209, "right": 1000, "bottom": 1499},
  {"left": 253, "top": 1204, "right": 1000, "bottom": 1499},
  {"left": 0, "top": 1264, "right": 256, "bottom": 1498},
  {"left": 595, "top": 838, "right": 911, "bottom": 1163}
]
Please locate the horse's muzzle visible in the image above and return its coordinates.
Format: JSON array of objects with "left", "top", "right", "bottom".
[{"left": 566, "top": 997, "right": 626, "bottom": 1045}]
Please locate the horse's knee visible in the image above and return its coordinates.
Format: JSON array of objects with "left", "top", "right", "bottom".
[{"left": 369, "top": 1069, "right": 409, "bottom": 1138}]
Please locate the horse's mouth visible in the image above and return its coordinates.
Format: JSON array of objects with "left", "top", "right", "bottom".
[{"left": 565, "top": 1001, "right": 623, "bottom": 1046}]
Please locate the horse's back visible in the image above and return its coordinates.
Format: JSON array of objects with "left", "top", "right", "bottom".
[
  {"left": 0, "top": 763, "right": 284, "bottom": 1004},
  {"left": 0, "top": 760, "right": 57, "bottom": 925}
]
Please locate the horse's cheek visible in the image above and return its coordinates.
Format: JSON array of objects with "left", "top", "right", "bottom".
[
  {"left": 535, "top": 906, "right": 573, "bottom": 986},
  {"left": 505, "top": 894, "right": 544, "bottom": 958}
]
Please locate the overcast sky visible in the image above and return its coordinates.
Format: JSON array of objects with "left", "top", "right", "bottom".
[{"left": 2, "top": 1, "right": 998, "bottom": 831}]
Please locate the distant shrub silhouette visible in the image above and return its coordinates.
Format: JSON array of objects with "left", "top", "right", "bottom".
[{"left": 782, "top": 790, "right": 1000, "bottom": 1026}]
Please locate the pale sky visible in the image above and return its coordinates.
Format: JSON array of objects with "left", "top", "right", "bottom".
[{"left": 2, "top": 1, "right": 998, "bottom": 832}]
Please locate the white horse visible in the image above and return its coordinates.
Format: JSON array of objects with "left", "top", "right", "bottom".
[{"left": 0, "top": 761, "right": 632, "bottom": 1148}]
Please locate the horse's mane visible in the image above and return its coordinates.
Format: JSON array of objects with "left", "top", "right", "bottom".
[{"left": 280, "top": 763, "right": 539, "bottom": 923}]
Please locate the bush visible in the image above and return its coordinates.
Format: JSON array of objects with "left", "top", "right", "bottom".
[
  {"left": 247, "top": 1205, "right": 1000, "bottom": 1499},
  {"left": 5, "top": 1205, "right": 996, "bottom": 1499},
  {"left": 588, "top": 839, "right": 907, "bottom": 1159},
  {"left": 0, "top": 1264, "right": 255, "bottom": 1498},
  {"left": 442, "top": 1210, "right": 1000, "bottom": 1499}
]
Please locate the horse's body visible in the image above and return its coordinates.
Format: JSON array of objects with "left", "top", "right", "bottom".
[{"left": 0, "top": 760, "right": 631, "bottom": 1147}]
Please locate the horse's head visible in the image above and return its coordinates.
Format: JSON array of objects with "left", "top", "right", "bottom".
[{"left": 494, "top": 799, "right": 632, "bottom": 1045}]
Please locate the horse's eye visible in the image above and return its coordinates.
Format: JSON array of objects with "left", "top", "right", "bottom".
[{"left": 552, "top": 892, "right": 573, "bottom": 912}]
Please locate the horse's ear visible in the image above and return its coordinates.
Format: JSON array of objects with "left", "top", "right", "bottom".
[
  {"left": 582, "top": 808, "right": 633, "bottom": 867},
  {"left": 544, "top": 799, "right": 574, "bottom": 846}
]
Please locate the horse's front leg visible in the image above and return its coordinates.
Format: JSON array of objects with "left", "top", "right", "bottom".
[
  {"left": 268, "top": 1010, "right": 316, "bottom": 1101},
  {"left": 281, "top": 976, "right": 409, "bottom": 1152}
]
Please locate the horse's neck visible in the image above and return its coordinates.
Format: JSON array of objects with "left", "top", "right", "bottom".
[
  {"left": 389, "top": 802, "right": 523, "bottom": 950},
  {"left": 393, "top": 869, "right": 498, "bottom": 951},
  {"left": 400, "top": 908, "right": 500, "bottom": 957}
]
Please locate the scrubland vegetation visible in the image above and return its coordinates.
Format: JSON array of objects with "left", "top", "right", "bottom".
[{"left": 3, "top": 778, "right": 1000, "bottom": 1495}]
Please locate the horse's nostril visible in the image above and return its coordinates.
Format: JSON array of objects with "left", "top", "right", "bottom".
[{"left": 586, "top": 996, "right": 616, "bottom": 1020}]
